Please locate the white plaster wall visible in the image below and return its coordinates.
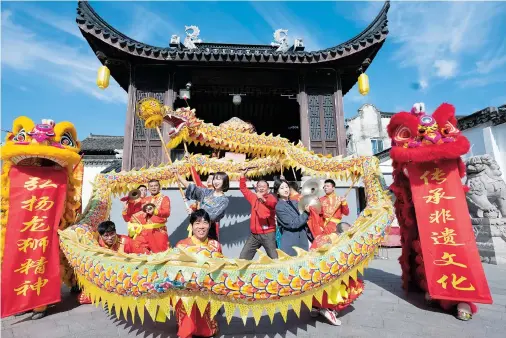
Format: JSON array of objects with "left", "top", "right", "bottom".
[
  {"left": 461, "top": 125, "right": 489, "bottom": 161},
  {"left": 379, "top": 158, "right": 393, "bottom": 186},
  {"left": 461, "top": 122, "right": 506, "bottom": 179},
  {"left": 82, "top": 163, "right": 109, "bottom": 210},
  {"left": 491, "top": 123, "right": 506, "bottom": 179},
  {"left": 347, "top": 104, "right": 391, "bottom": 156}
]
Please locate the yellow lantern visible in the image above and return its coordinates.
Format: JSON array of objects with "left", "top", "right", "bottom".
[
  {"left": 96, "top": 65, "right": 110, "bottom": 90},
  {"left": 358, "top": 72, "right": 370, "bottom": 96}
]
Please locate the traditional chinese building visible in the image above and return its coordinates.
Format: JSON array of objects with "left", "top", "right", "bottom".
[
  {"left": 77, "top": 0, "right": 391, "bottom": 170},
  {"left": 80, "top": 134, "right": 123, "bottom": 208}
]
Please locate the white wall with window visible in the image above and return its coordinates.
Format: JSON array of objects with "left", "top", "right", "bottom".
[
  {"left": 346, "top": 104, "right": 392, "bottom": 156},
  {"left": 370, "top": 138, "right": 384, "bottom": 155}
]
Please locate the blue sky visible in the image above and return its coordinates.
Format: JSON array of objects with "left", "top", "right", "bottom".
[{"left": 2, "top": 1, "right": 506, "bottom": 139}]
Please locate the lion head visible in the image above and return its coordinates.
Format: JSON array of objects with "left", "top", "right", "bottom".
[{"left": 1, "top": 116, "right": 81, "bottom": 169}]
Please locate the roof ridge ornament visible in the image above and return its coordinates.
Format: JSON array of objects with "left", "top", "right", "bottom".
[
  {"left": 271, "top": 29, "right": 290, "bottom": 52},
  {"left": 184, "top": 25, "right": 202, "bottom": 50}
]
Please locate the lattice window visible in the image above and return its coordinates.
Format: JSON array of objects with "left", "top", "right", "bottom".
[
  {"left": 134, "top": 116, "right": 146, "bottom": 139},
  {"left": 149, "top": 146, "right": 163, "bottom": 166},
  {"left": 308, "top": 95, "right": 321, "bottom": 141},
  {"left": 135, "top": 91, "right": 165, "bottom": 139},
  {"left": 132, "top": 146, "right": 147, "bottom": 169},
  {"left": 322, "top": 95, "right": 337, "bottom": 141}
]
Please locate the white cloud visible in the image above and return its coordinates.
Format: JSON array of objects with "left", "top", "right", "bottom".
[
  {"left": 1, "top": 10, "right": 126, "bottom": 104},
  {"left": 16, "top": 4, "right": 85, "bottom": 40},
  {"left": 458, "top": 76, "right": 506, "bottom": 89},
  {"left": 434, "top": 60, "right": 458, "bottom": 79},
  {"left": 475, "top": 39, "right": 506, "bottom": 75},
  {"left": 125, "top": 4, "right": 178, "bottom": 45},
  {"left": 356, "top": 2, "right": 505, "bottom": 86},
  {"left": 250, "top": 2, "right": 323, "bottom": 51}
]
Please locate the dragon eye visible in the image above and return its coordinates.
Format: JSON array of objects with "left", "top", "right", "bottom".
[
  {"left": 13, "top": 129, "right": 27, "bottom": 142},
  {"left": 60, "top": 133, "right": 75, "bottom": 147}
]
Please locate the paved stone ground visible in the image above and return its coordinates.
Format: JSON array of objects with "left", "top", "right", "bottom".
[{"left": 2, "top": 248, "right": 506, "bottom": 338}]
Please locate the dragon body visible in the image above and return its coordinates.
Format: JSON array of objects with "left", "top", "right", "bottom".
[
  {"left": 51, "top": 101, "right": 395, "bottom": 324},
  {"left": 1, "top": 117, "right": 83, "bottom": 286}
]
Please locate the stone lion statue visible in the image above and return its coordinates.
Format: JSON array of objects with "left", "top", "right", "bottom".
[{"left": 465, "top": 154, "right": 506, "bottom": 219}]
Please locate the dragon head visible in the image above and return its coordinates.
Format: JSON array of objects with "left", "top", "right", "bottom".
[
  {"left": 1, "top": 116, "right": 81, "bottom": 169},
  {"left": 164, "top": 107, "right": 200, "bottom": 148},
  {"left": 387, "top": 103, "right": 469, "bottom": 163}
]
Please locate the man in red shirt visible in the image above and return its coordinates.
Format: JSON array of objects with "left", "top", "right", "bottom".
[
  {"left": 79, "top": 221, "right": 134, "bottom": 304},
  {"left": 320, "top": 179, "right": 350, "bottom": 234},
  {"left": 239, "top": 169, "right": 278, "bottom": 259}
]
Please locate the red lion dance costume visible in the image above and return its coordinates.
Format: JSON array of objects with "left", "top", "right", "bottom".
[{"left": 387, "top": 103, "right": 492, "bottom": 320}]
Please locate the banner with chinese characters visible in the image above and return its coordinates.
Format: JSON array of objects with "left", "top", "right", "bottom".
[
  {"left": 407, "top": 159, "right": 492, "bottom": 304},
  {"left": 1, "top": 166, "right": 67, "bottom": 318}
]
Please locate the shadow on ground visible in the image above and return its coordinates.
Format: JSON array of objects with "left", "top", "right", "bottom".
[
  {"left": 363, "top": 267, "right": 452, "bottom": 317},
  {"left": 107, "top": 302, "right": 349, "bottom": 338}
]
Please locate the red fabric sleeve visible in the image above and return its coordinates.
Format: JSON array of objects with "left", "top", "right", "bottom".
[
  {"left": 341, "top": 202, "right": 350, "bottom": 216},
  {"left": 122, "top": 201, "right": 142, "bottom": 222},
  {"left": 263, "top": 194, "right": 277, "bottom": 209},
  {"left": 190, "top": 166, "right": 204, "bottom": 187},
  {"left": 255, "top": 194, "right": 277, "bottom": 218},
  {"left": 307, "top": 208, "right": 324, "bottom": 238},
  {"left": 155, "top": 196, "right": 171, "bottom": 218},
  {"left": 239, "top": 177, "right": 256, "bottom": 205}
]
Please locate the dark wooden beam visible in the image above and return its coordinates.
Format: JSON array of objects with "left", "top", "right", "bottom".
[
  {"left": 297, "top": 72, "right": 310, "bottom": 149},
  {"left": 162, "top": 73, "right": 176, "bottom": 162},
  {"left": 122, "top": 65, "right": 135, "bottom": 171},
  {"left": 334, "top": 74, "right": 347, "bottom": 155}
]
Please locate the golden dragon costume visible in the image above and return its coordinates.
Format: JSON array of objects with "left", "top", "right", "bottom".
[{"left": 53, "top": 98, "right": 396, "bottom": 325}]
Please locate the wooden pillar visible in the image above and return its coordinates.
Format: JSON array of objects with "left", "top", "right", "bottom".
[
  {"left": 334, "top": 73, "right": 347, "bottom": 155},
  {"left": 122, "top": 65, "right": 135, "bottom": 171},
  {"left": 297, "top": 72, "right": 310, "bottom": 149},
  {"left": 161, "top": 73, "right": 176, "bottom": 162}
]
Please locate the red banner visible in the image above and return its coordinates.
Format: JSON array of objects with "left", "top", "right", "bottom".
[
  {"left": 1, "top": 166, "right": 67, "bottom": 317},
  {"left": 407, "top": 159, "right": 492, "bottom": 304}
]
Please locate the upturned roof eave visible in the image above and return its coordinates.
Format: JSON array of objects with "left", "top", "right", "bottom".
[{"left": 77, "top": 1, "right": 390, "bottom": 66}]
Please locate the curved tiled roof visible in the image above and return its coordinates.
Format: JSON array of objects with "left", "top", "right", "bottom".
[
  {"left": 81, "top": 134, "right": 124, "bottom": 152},
  {"left": 76, "top": 1, "right": 390, "bottom": 65}
]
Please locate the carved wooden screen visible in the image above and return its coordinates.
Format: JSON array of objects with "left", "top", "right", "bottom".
[
  {"left": 307, "top": 91, "right": 338, "bottom": 156},
  {"left": 132, "top": 91, "right": 165, "bottom": 169}
]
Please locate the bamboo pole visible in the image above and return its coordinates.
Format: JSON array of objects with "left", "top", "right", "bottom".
[{"left": 155, "top": 126, "right": 189, "bottom": 209}]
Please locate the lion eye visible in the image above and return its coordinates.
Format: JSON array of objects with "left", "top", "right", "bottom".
[
  {"left": 60, "top": 133, "right": 75, "bottom": 147},
  {"left": 13, "top": 129, "right": 27, "bottom": 142},
  {"left": 418, "top": 128, "right": 426, "bottom": 134}
]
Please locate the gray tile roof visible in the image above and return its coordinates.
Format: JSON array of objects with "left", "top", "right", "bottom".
[
  {"left": 81, "top": 134, "right": 124, "bottom": 152},
  {"left": 76, "top": 1, "right": 389, "bottom": 65},
  {"left": 101, "top": 160, "right": 122, "bottom": 173}
]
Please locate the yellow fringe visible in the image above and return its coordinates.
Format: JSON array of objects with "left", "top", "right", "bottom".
[{"left": 76, "top": 254, "right": 373, "bottom": 324}]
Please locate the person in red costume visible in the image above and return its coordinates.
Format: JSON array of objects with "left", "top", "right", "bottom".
[
  {"left": 175, "top": 209, "right": 221, "bottom": 338},
  {"left": 387, "top": 102, "right": 483, "bottom": 321},
  {"left": 238, "top": 168, "right": 278, "bottom": 259},
  {"left": 288, "top": 181, "right": 301, "bottom": 201},
  {"left": 320, "top": 179, "right": 349, "bottom": 234},
  {"left": 79, "top": 221, "right": 134, "bottom": 304},
  {"left": 122, "top": 179, "right": 171, "bottom": 253},
  {"left": 306, "top": 209, "right": 364, "bottom": 326},
  {"left": 120, "top": 184, "right": 147, "bottom": 213}
]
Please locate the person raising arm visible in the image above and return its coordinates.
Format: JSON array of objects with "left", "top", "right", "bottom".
[{"left": 238, "top": 168, "right": 278, "bottom": 260}]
